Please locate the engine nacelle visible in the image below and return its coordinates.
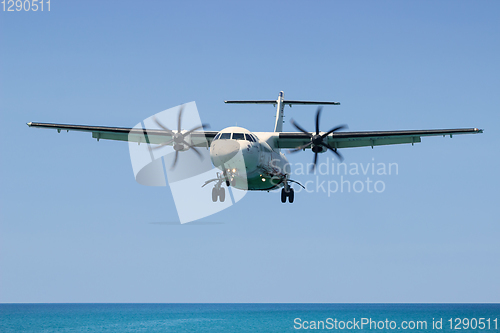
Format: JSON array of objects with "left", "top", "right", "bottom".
[
  {"left": 312, "top": 144, "right": 327, "bottom": 153},
  {"left": 173, "top": 131, "right": 192, "bottom": 151}
]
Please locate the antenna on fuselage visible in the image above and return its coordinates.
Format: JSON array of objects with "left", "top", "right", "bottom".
[{"left": 224, "top": 91, "right": 340, "bottom": 133}]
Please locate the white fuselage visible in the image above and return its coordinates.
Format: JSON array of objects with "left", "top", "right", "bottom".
[{"left": 210, "top": 126, "right": 290, "bottom": 191}]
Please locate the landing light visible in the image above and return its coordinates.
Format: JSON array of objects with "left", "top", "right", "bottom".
[
  {"left": 261, "top": 178, "right": 266, "bottom": 182},
  {"left": 232, "top": 168, "right": 236, "bottom": 173}
]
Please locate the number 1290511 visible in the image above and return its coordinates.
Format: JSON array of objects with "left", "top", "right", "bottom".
[{"left": 2, "top": 0, "right": 50, "bottom": 11}]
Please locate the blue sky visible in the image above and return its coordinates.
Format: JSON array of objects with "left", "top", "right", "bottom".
[{"left": 1, "top": 1, "right": 499, "bottom": 302}]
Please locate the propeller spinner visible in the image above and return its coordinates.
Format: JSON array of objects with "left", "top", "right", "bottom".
[
  {"left": 289, "top": 107, "right": 347, "bottom": 171},
  {"left": 152, "top": 105, "right": 210, "bottom": 169}
]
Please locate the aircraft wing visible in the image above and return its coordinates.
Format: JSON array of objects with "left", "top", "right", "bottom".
[
  {"left": 26, "top": 122, "right": 218, "bottom": 147},
  {"left": 275, "top": 128, "right": 483, "bottom": 150}
]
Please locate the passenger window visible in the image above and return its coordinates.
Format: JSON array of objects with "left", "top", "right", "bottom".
[
  {"left": 244, "top": 134, "right": 255, "bottom": 142},
  {"left": 232, "top": 133, "right": 245, "bottom": 140},
  {"left": 220, "top": 133, "right": 231, "bottom": 139}
]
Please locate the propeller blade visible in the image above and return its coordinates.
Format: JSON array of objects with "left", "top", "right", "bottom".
[
  {"left": 321, "top": 124, "right": 348, "bottom": 138},
  {"left": 323, "top": 143, "right": 344, "bottom": 162},
  {"left": 182, "top": 139, "right": 203, "bottom": 159},
  {"left": 155, "top": 105, "right": 207, "bottom": 169},
  {"left": 177, "top": 104, "right": 184, "bottom": 133},
  {"left": 152, "top": 138, "right": 174, "bottom": 150},
  {"left": 183, "top": 123, "right": 210, "bottom": 137},
  {"left": 315, "top": 107, "right": 322, "bottom": 135},
  {"left": 152, "top": 116, "right": 173, "bottom": 134},
  {"left": 311, "top": 152, "right": 318, "bottom": 172},
  {"left": 190, "top": 145, "right": 202, "bottom": 159},
  {"left": 290, "top": 119, "right": 313, "bottom": 137},
  {"left": 171, "top": 150, "right": 179, "bottom": 169},
  {"left": 288, "top": 141, "right": 313, "bottom": 153},
  {"left": 290, "top": 106, "right": 347, "bottom": 171}
]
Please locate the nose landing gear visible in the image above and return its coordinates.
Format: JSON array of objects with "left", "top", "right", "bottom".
[
  {"left": 281, "top": 187, "right": 294, "bottom": 203},
  {"left": 280, "top": 178, "right": 303, "bottom": 204},
  {"left": 203, "top": 172, "right": 230, "bottom": 203},
  {"left": 212, "top": 186, "right": 226, "bottom": 202}
]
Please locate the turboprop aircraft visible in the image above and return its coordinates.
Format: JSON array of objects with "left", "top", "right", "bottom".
[{"left": 27, "top": 91, "right": 483, "bottom": 204}]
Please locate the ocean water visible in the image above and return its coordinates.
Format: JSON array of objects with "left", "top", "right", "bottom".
[{"left": 1, "top": 304, "right": 499, "bottom": 332}]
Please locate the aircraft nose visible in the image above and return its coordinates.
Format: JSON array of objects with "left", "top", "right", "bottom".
[{"left": 211, "top": 140, "right": 241, "bottom": 167}]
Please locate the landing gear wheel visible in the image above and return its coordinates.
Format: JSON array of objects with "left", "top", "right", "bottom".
[
  {"left": 219, "top": 187, "right": 226, "bottom": 202},
  {"left": 212, "top": 187, "right": 218, "bottom": 202},
  {"left": 288, "top": 188, "right": 294, "bottom": 203},
  {"left": 281, "top": 188, "right": 295, "bottom": 203},
  {"left": 212, "top": 187, "right": 226, "bottom": 202}
]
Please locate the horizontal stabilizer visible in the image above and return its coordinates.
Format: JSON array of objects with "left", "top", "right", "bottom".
[
  {"left": 224, "top": 100, "right": 277, "bottom": 104},
  {"left": 282, "top": 100, "right": 340, "bottom": 105},
  {"left": 224, "top": 100, "right": 340, "bottom": 105}
]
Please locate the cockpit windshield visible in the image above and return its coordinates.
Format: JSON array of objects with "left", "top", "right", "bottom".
[
  {"left": 245, "top": 134, "right": 255, "bottom": 142},
  {"left": 232, "top": 133, "right": 245, "bottom": 140},
  {"left": 214, "top": 132, "right": 257, "bottom": 141}
]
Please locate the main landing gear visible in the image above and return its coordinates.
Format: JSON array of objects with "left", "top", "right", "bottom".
[{"left": 281, "top": 187, "right": 294, "bottom": 203}]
